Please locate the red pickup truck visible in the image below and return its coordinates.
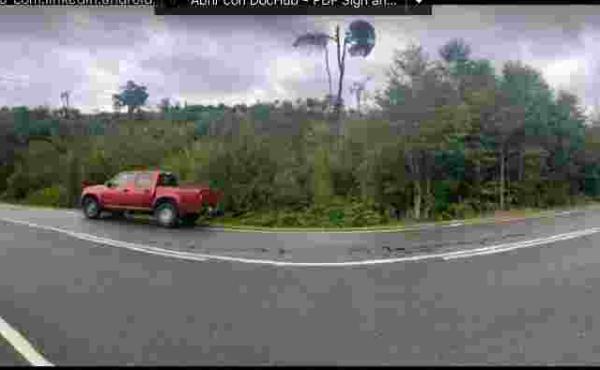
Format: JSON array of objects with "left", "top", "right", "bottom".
[{"left": 80, "top": 170, "right": 223, "bottom": 228}]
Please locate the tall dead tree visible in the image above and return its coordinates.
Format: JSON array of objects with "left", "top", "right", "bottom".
[{"left": 60, "top": 91, "right": 70, "bottom": 119}]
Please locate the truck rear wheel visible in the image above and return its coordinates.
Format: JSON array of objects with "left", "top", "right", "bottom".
[{"left": 154, "top": 201, "right": 179, "bottom": 228}]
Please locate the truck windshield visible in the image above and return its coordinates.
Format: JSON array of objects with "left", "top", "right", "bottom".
[{"left": 158, "top": 173, "right": 178, "bottom": 187}]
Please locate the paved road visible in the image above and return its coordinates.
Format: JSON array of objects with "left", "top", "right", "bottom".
[
  {"left": 0, "top": 337, "right": 29, "bottom": 366},
  {"left": 2, "top": 205, "right": 600, "bottom": 365},
  {"left": 0, "top": 205, "right": 598, "bottom": 262}
]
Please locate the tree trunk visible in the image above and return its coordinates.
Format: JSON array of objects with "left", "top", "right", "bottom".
[
  {"left": 506, "top": 150, "right": 510, "bottom": 207},
  {"left": 518, "top": 148, "right": 524, "bottom": 182},
  {"left": 334, "top": 24, "right": 347, "bottom": 134},
  {"left": 406, "top": 150, "right": 421, "bottom": 220},
  {"left": 425, "top": 178, "right": 431, "bottom": 219},
  {"left": 324, "top": 46, "right": 333, "bottom": 99},
  {"left": 500, "top": 148, "right": 505, "bottom": 210},
  {"left": 475, "top": 147, "right": 481, "bottom": 210},
  {"left": 414, "top": 180, "right": 422, "bottom": 220}
]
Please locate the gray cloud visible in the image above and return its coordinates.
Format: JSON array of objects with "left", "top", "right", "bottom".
[
  {"left": 1, "top": 7, "right": 600, "bottom": 112},
  {"left": 139, "top": 53, "right": 263, "bottom": 94}
]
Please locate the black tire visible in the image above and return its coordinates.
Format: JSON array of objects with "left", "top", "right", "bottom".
[
  {"left": 210, "top": 208, "right": 224, "bottom": 217},
  {"left": 154, "top": 201, "right": 179, "bottom": 228},
  {"left": 181, "top": 213, "right": 200, "bottom": 227},
  {"left": 82, "top": 196, "right": 101, "bottom": 219}
]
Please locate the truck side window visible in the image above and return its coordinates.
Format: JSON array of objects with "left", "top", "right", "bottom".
[
  {"left": 135, "top": 173, "right": 154, "bottom": 189},
  {"left": 111, "top": 172, "right": 135, "bottom": 188}
]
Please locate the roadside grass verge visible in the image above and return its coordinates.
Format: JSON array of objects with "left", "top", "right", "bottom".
[
  {"left": 206, "top": 200, "right": 600, "bottom": 232},
  {"left": 2, "top": 198, "right": 600, "bottom": 233}
]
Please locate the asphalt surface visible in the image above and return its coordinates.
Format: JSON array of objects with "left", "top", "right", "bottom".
[
  {"left": 2, "top": 205, "right": 600, "bottom": 364},
  {"left": 0, "top": 336, "right": 28, "bottom": 366},
  {"left": 0, "top": 206, "right": 597, "bottom": 262}
]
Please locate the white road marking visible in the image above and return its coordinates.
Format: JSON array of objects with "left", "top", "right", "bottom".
[
  {"left": 556, "top": 211, "right": 574, "bottom": 216},
  {"left": 0, "top": 315, "right": 54, "bottom": 366},
  {"left": 0, "top": 218, "right": 209, "bottom": 263},
  {"left": 442, "top": 227, "right": 600, "bottom": 261},
  {"left": 1, "top": 217, "right": 600, "bottom": 267}
]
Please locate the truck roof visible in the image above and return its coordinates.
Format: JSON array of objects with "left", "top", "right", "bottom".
[{"left": 122, "top": 170, "right": 174, "bottom": 176}]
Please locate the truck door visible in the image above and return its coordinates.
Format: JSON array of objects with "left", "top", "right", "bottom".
[
  {"left": 103, "top": 172, "right": 136, "bottom": 207},
  {"left": 125, "top": 172, "right": 155, "bottom": 209}
]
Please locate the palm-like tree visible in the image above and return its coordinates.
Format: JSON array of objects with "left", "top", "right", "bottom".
[
  {"left": 60, "top": 91, "right": 70, "bottom": 118},
  {"left": 349, "top": 76, "right": 372, "bottom": 114},
  {"left": 293, "top": 20, "right": 376, "bottom": 120},
  {"left": 439, "top": 38, "right": 471, "bottom": 64},
  {"left": 293, "top": 32, "right": 334, "bottom": 99}
]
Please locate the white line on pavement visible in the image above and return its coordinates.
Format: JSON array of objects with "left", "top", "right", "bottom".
[
  {"left": 0, "top": 315, "right": 54, "bottom": 366},
  {"left": 1, "top": 217, "right": 600, "bottom": 267},
  {"left": 0, "top": 218, "right": 209, "bottom": 263},
  {"left": 442, "top": 227, "right": 600, "bottom": 260}
]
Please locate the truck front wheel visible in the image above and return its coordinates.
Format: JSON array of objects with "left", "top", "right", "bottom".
[
  {"left": 83, "top": 197, "right": 101, "bottom": 219},
  {"left": 154, "top": 201, "right": 179, "bottom": 228}
]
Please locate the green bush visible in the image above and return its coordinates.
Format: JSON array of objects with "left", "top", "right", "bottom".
[
  {"left": 277, "top": 211, "right": 304, "bottom": 227},
  {"left": 24, "top": 185, "right": 64, "bottom": 207},
  {"left": 345, "top": 199, "right": 387, "bottom": 226},
  {"left": 248, "top": 211, "right": 278, "bottom": 227}
]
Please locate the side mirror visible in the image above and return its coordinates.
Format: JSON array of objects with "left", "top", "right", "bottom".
[{"left": 105, "top": 181, "right": 115, "bottom": 188}]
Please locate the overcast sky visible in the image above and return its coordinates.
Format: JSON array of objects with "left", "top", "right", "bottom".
[{"left": 1, "top": 6, "right": 600, "bottom": 113}]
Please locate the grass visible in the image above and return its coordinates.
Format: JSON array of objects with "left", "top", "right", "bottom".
[
  {"left": 206, "top": 200, "right": 600, "bottom": 232},
  {"left": 2, "top": 198, "right": 600, "bottom": 233}
]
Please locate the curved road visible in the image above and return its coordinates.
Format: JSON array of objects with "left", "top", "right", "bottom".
[{"left": 2, "top": 205, "right": 600, "bottom": 365}]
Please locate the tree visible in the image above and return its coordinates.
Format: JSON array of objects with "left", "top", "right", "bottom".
[
  {"left": 293, "top": 32, "right": 334, "bottom": 99},
  {"left": 480, "top": 89, "right": 525, "bottom": 210},
  {"left": 439, "top": 38, "right": 471, "bottom": 64},
  {"left": 548, "top": 90, "right": 586, "bottom": 197},
  {"left": 439, "top": 39, "right": 495, "bottom": 101},
  {"left": 438, "top": 40, "right": 532, "bottom": 210},
  {"left": 334, "top": 20, "right": 376, "bottom": 117},
  {"left": 293, "top": 20, "right": 376, "bottom": 120},
  {"left": 60, "top": 91, "right": 70, "bottom": 119},
  {"left": 376, "top": 44, "right": 458, "bottom": 219},
  {"left": 501, "top": 63, "right": 553, "bottom": 167},
  {"left": 112, "top": 80, "right": 149, "bottom": 119},
  {"left": 378, "top": 44, "right": 459, "bottom": 123},
  {"left": 349, "top": 76, "right": 371, "bottom": 115},
  {"left": 112, "top": 94, "right": 123, "bottom": 114},
  {"left": 311, "top": 145, "right": 334, "bottom": 205},
  {"left": 158, "top": 97, "right": 170, "bottom": 115}
]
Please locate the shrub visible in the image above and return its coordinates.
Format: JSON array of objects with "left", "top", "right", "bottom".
[
  {"left": 444, "top": 201, "right": 478, "bottom": 220},
  {"left": 24, "top": 185, "right": 64, "bottom": 207}
]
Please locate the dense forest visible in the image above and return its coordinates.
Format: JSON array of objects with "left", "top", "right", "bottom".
[{"left": 2, "top": 39, "right": 600, "bottom": 228}]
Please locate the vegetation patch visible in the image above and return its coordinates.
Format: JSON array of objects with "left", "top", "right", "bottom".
[{"left": 2, "top": 38, "right": 600, "bottom": 229}]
